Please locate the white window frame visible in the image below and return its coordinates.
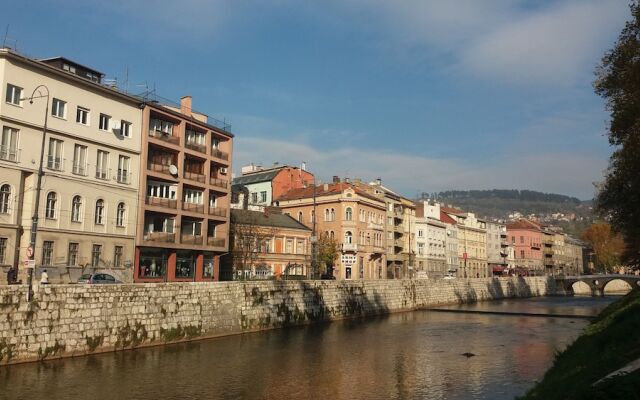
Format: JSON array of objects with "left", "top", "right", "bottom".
[
  {"left": 47, "top": 138, "right": 64, "bottom": 171},
  {"left": 51, "top": 98, "right": 67, "bottom": 119},
  {"left": 71, "top": 195, "right": 82, "bottom": 222},
  {"left": 94, "top": 199, "right": 105, "bottom": 225},
  {"left": 96, "top": 150, "right": 109, "bottom": 180},
  {"left": 0, "top": 127, "right": 19, "bottom": 162},
  {"left": 99, "top": 113, "right": 111, "bottom": 131},
  {"left": 116, "top": 203, "right": 126, "bottom": 227},
  {"left": 120, "top": 120, "right": 131, "bottom": 138},
  {"left": 72, "top": 144, "right": 87, "bottom": 176},
  {"left": 117, "top": 155, "right": 130, "bottom": 184},
  {"left": 76, "top": 106, "right": 90, "bottom": 125},
  {"left": 5, "top": 84, "right": 22, "bottom": 106}
]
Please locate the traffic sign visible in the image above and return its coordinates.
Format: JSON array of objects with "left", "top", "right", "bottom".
[{"left": 26, "top": 246, "right": 34, "bottom": 258}]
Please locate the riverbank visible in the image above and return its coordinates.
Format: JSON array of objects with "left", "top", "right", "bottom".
[
  {"left": 521, "top": 288, "right": 640, "bottom": 399},
  {"left": 0, "top": 276, "right": 554, "bottom": 365}
]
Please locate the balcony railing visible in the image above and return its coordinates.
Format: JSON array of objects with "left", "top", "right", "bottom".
[
  {"left": 143, "top": 232, "right": 175, "bottom": 243},
  {"left": 185, "top": 141, "right": 207, "bottom": 154},
  {"left": 116, "top": 170, "right": 130, "bottom": 184},
  {"left": 0, "top": 146, "right": 19, "bottom": 162},
  {"left": 211, "top": 148, "right": 229, "bottom": 161},
  {"left": 208, "top": 206, "right": 227, "bottom": 217},
  {"left": 207, "top": 237, "right": 226, "bottom": 247},
  {"left": 181, "top": 234, "right": 203, "bottom": 245},
  {"left": 149, "top": 129, "right": 180, "bottom": 145},
  {"left": 47, "top": 156, "right": 64, "bottom": 171},
  {"left": 72, "top": 163, "right": 87, "bottom": 176},
  {"left": 95, "top": 167, "right": 109, "bottom": 180},
  {"left": 342, "top": 243, "right": 358, "bottom": 252},
  {"left": 147, "top": 161, "right": 173, "bottom": 175},
  {"left": 184, "top": 171, "right": 206, "bottom": 184},
  {"left": 210, "top": 177, "right": 228, "bottom": 189},
  {"left": 367, "top": 222, "right": 384, "bottom": 230},
  {"left": 182, "top": 202, "right": 204, "bottom": 213},
  {"left": 145, "top": 196, "right": 177, "bottom": 209}
]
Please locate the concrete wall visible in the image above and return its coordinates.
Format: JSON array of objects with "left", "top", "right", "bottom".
[{"left": 0, "top": 276, "right": 555, "bottom": 365}]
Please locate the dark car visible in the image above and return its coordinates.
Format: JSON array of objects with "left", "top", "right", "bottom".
[{"left": 77, "top": 273, "right": 120, "bottom": 284}]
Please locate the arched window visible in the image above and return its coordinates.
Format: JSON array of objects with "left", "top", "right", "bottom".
[
  {"left": 116, "top": 202, "right": 126, "bottom": 227},
  {"left": 45, "top": 192, "right": 57, "bottom": 219},
  {"left": 0, "top": 184, "right": 10, "bottom": 214},
  {"left": 310, "top": 210, "right": 315, "bottom": 223},
  {"left": 345, "top": 231, "right": 353, "bottom": 244},
  {"left": 324, "top": 208, "right": 330, "bottom": 221},
  {"left": 330, "top": 231, "right": 335, "bottom": 239},
  {"left": 71, "top": 195, "right": 82, "bottom": 222},
  {"left": 345, "top": 207, "right": 352, "bottom": 221},
  {"left": 330, "top": 208, "right": 335, "bottom": 221},
  {"left": 298, "top": 211, "right": 304, "bottom": 223},
  {"left": 95, "top": 199, "right": 104, "bottom": 224},
  {"left": 366, "top": 233, "right": 371, "bottom": 245}
]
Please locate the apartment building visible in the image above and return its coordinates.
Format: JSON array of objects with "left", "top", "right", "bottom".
[
  {"left": 275, "top": 182, "right": 386, "bottom": 280},
  {"left": 442, "top": 207, "right": 489, "bottom": 278},
  {"left": 414, "top": 201, "right": 447, "bottom": 278},
  {"left": 0, "top": 49, "right": 142, "bottom": 283},
  {"left": 221, "top": 209, "right": 311, "bottom": 280},
  {"left": 134, "top": 96, "right": 232, "bottom": 282},
  {"left": 440, "top": 211, "right": 459, "bottom": 275},
  {"left": 231, "top": 163, "right": 314, "bottom": 209},
  {"left": 486, "top": 221, "right": 509, "bottom": 275},
  {"left": 564, "top": 237, "right": 584, "bottom": 276},
  {"left": 507, "top": 219, "right": 544, "bottom": 275}
]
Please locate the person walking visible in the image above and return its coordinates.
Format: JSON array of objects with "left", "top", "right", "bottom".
[{"left": 40, "top": 269, "right": 49, "bottom": 285}]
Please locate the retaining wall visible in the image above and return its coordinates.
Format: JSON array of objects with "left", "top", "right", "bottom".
[{"left": 0, "top": 276, "right": 555, "bottom": 365}]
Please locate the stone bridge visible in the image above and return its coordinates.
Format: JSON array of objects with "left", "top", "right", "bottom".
[{"left": 557, "top": 274, "right": 640, "bottom": 296}]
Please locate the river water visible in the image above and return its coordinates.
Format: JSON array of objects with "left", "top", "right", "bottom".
[{"left": 0, "top": 296, "right": 617, "bottom": 400}]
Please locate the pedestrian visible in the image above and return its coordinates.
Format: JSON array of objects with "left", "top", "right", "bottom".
[
  {"left": 40, "top": 269, "right": 49, "bottom": 285},
  {"left": 6, "top": 266, "right": 15, "bottom": 284}
]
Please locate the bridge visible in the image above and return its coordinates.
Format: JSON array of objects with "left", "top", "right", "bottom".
[{"left": 557, "top": 274, "right": 640, "bottom": 296}]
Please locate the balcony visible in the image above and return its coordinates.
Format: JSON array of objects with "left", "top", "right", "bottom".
[
  {"left": 182, "top": 202, "right": 204, "bottom": 213},
  {"left": 181, "top": 234, "right": 203, "bottom": 245},
  {"left": 149, "top": 129, "right": 180, "bottom": 145},
  {"left": 116, "top": 170, "right": 131, "bottom": 184},
  {"left": 185, "top": 141, "right": 207, "bottom": 154},
  {"left": 0, "top": 146, "right": 19, "bottom": 162},
  {"left": 208, "top": 206, "right": 227, "bottom": 218},
  {"left": 72, "top": 163, "right": 88, "bottom": 176},
  {"left": 143, "top": 232, "right": 175, "bottom": 243},
  {"left": 342, "top": 243, "right": 358, "bottom": 252},
  {"left": 211, "top": 148, "right": 229, "bottom": 161},
  {"left": 145, "top": 196, "right": 177, "bottom": 209},
  {"left": 184, "top": 171, "right": 206, "bottom": 184},
  {"left": 147, "top": 161, "right": 174, "bottom": 176},
  {"left": 47, "top": 156, "right": 64, "bottom": 171},
  {"left": 394, "top": 239, "right": 404, "bottom": 248},
  {"left": 210, "top": 177, "right": 228, "bottom": 190},
  {"left": 207, "top": 237, "right": 226, "bottom": 247},
  {"left": 95, "top": 167, "right": 109, "bottom": 180},
  {"left": 367, "top": 222, "right": 384, "bottom": 231}
]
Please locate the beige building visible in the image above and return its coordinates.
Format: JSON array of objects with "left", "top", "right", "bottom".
[
  {"left": 0, "top": 49, "right": 142, "bottom": 283},
  {"left": 414, "top": 201, "right": 447, "bottom": 278},
  {"left": 275, "top": 181, "right": 386, "bottom": 280},
  {"left": 442, "top": 207, "right": 489, "bottom": 278}
]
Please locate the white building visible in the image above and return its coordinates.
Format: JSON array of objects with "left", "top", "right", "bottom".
[{"left": 414, "top": 200, "right": 447, "bottom": 278}]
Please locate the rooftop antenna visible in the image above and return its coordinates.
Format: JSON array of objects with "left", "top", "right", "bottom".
[
  {"left": 2, "top": 25, "right": 17, "bottom": 50},
  {"left": 124, "top": 65, "right": 129, "bottom": 93}
]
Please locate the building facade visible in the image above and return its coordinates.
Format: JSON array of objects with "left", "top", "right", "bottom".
[
  {"left": 0, "top": 49, "right": 142, "bottom": 283},
  {"left": 442, "top": 207, "right": 489, "bottom": 278},
  {"left": 275, "top": 182, "right": 386, "bottom": 280},
  {"left": 440, "top": 211, "right": 460, "bottom": 276},
  {"left": 134, "top": 96, "right": 233, "bottom": 282},
  {"left": 414, "top": 201, "right": 447, "bottom": 278},
  {"left": 486, "top": 221, "right": 509, "bottom": 275},
  {"left": 507, "top": 219, "right": 544, "bottom": 275}
]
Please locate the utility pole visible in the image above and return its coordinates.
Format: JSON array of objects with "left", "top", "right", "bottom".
[{"left": 311, "top": 173, "right": 318, "bottom": 279}]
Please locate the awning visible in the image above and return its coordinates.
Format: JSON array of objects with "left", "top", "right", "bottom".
[{"left": 492, "top": 265, "right": 506, "bottom": 273}]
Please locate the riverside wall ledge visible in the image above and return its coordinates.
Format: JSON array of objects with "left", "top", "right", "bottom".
[{"left": 0, "top": 276, "right": 555, "bottom": 365}]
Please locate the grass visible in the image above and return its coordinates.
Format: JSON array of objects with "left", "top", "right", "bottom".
[{"left": 520, "top": 288, "right": 640, "bottom": 400}]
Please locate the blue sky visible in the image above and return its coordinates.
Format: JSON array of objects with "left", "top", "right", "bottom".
[{"left": 3, "top": 0, "right": 630, "bottom": 199}]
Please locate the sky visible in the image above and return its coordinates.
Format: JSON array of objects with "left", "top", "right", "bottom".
[{"left": 2, "top": 0, "right": 631, "bottom": 200}]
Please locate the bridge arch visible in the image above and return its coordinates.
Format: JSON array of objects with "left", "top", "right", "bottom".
[
  {"left": 570, "top": 281, "right": 592, "bottom": 296},
  {"left": 602, "top": 279, "right": 633, "bottom": 294}
]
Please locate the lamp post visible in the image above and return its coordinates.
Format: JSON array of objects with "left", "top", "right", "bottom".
[
  {"left": 22, "top": 85, "right": 50, "bottom": 301},
  {"left": 310, "top": 169, "right": 318, "bottom": 279}
]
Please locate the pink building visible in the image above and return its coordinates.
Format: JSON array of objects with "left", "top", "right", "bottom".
[{"left": 506, "top": 219, "right": 543, "bottom": 275}]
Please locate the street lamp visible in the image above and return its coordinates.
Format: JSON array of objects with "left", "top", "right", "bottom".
[{"left": 21, "top": 84, "right": 50, "bottom": 301}]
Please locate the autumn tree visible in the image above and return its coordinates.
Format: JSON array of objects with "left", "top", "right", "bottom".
[
  {"left": 317, "top": 233, "right": 339, "bottom": 276},
  {"left": 229, "top": 211, "right": 277, "bottom": 280},
  {"left": 581, "top": 222, "right": 625, "bottom": 273},
  {"left": 594, "top": 1, "right": 640, "bottom": 265}
]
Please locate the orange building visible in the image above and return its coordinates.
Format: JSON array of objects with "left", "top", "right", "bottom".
[
  {"left": 134, "top": 96, "right": 233, "bottom": 282},
  {"left": 275, "top": 182, "right": 386, "bottom": 280}
]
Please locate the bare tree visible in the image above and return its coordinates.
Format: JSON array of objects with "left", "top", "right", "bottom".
[{"left": 229, "top": 212, "right": 278, "bottom": 280}]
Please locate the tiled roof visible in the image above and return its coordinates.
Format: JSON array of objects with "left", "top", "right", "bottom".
[
  {"left": 506, "top": 219, "right": 541, "bottom": 231},
  {"left": 439, "top": 211, "right": 457, "bottom": 225},
  {"left": 441, "top": 206, "right": 466, "bottom": 215},
  {"left": 233, "top": 169, "right": 282, "bottom": 186},
  {"left": 231, "top": 209, "right": 311, "bottom": 231},
  {"left": 276, "top": 182, "right": 382, "bottom": 203}
]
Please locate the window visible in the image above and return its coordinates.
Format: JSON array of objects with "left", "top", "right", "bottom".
[
  {"left": 520, "top": 236, "right": 524, "bottom": 244},
  {"left": 212, "top": 137, "right": 220, "bottom": 149},
  {"left": 47, "top": 138, "right": 64, "bottom": 171},
  {"left": 45, "top": 192, "right": 57, "bottom": 219},
  {"left": 76, "top": 107, "right": 90, "bottom": 125},
  {"left": 418, "top": 229, "right": 424, "bottom": 238},
  {"left": 324, "top": 208, "right": 330, "bottom": 221},
  {"left": 42, "top": 241, "right": 54, "bottom": 266},
  {"left": 91, "top": 244, "right": 102, "bottom": 267},
  {"left": 286, "top": 239, "right": 293, "bottom": 254},
  {"left": 99, "top": 113, "right": 110, "bottom": 131},
  {"left": 0, "top": 237, "right": 6, "bottom": 264},
  {"left": 96, "top": 150, "right": 109, "bottom": 179},
  {"left": 0, "top": 126, "right": 19, "bottom": 162},
  {"left": 114, "top": 246, "right": 123, "bottom": 268},
  {"left": 116, "top": 203, "right": 126, "bottom": 227},
  {"left": 520, "top": 250, "right": 525, "bottom": 259},
  {"left": 150, "top": 118, "right": 173, "bottom": 134},
  {"left": 71, "top": 195, "right": 82, "bottom": 222},
  {"left": 330, "top": 208, "right": 335, "bottom": 221},
  {"left": 186, "top": 128, "right": 205, "bottom": 146},
  {"left": 52, "top": 98, "right": 66, "bottom": 118},
  {"left": 117, "top": 155, "right": 130, "bottom": 184},
  {"left": 184, "top": 189, "right": 203, "bottom": 204},
  {"left": 72, "top": 144, "right": 87, "bottom": 176},
  {"left": 0, "top": 184, "right": 10, "bottom": 214},
  {"left": 345, "top": 231, "right": 353, "bottom": 244},
  {"left": 345, "top": 207, "right": 352, "bottom": 221},
  {"left": 5, "top": 84, "right": 22, "bottom": 105},
  {"left": 251, "top": 192, "right": 258, "bottom": 204},
  {"left": 62, "top": 63, "right": 76, "bottom": 73},
  {"left": 68, "top": 242, "right": 79, "bottom": 266},
  {"left": 95, "top": 199, "right": 105, "bottom": 224},
  {"left": 120, "top": 121, "right": 131, "bottom": 138},
  {"left": 260, "top": 191, "right": 267, "bottom": 203},
  {"left": 298, "top": 212, "right": 304, "bottom": 223}
]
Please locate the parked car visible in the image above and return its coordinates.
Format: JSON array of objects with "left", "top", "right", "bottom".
[{"left": 77, "top": 273, "right": 121, "bottom": 284}]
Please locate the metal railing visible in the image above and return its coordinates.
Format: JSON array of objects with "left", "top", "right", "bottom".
[
  {"left": 181, "top": 234, "right": 203, "bottom": 245},
  {"left": 145, "top": 196, "right": 177, "bottom": 209},
  {"left": 207, "top": 237, "right": 226, "bottom": 247},
  {"left": 211, "top": 148, "right": 229, "bottom": 161},
  {"left": 147, "top": 161, "right": 173, "bottom": 175},
  {"left": 116, "top": 170, "right": 130, "bottom": 184},
  {"left": 72, "top": 163, "right": 87, "bottom": 176},
  {"left": 208, "top": 206, "right": 227, "bottom": 217},
  {"left": 210, "top": 177, "right": 228, "bottom": 189},
  {"left": 182, "top": 202, "right": 204, "bottom": 213},
  {"left": 0, "top": 146, "right": 19, "bottom": 162},
  {"left": 47, "top": 156, "right": 64, "bottom": 171},
  {"left": 143, "top": 232, "right": 175, "bottom": 243},
  {"left": 148, "top": 129, "right": 180, "bottom": 145},
  {"left": 185, "top": 141, "right": 207, "bottom": 154},
  {"left": 184, "top": 170, "right": 206, "bottom": 184},
  {"left": 95, "top": 167, "right": 109, "bottom": 180}
]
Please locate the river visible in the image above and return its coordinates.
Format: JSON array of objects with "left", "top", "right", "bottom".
[{"left": 0, "top": 296, "right": 617, "bottom": 400}]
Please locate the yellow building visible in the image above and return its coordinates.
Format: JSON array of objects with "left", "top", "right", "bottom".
[{"left": 442, "top": 207, "right": 489, "bottom": 278}]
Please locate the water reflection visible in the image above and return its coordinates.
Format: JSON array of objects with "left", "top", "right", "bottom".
[{"left": 0, "top": 297, "right": 615, "bottom": 400}]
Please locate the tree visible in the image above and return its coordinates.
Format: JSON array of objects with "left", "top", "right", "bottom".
[
  {"left": 317, "top": 233, "right": 339, "bottom": 276},
  {"left": 229, "top": 212, "right": 277, "bottom": 280},
  {"left": 594, "top": 2, "right": 640, "bottom": 265},
  {"left": 581, "top": 222, "right": 625, "bottom": 273}
]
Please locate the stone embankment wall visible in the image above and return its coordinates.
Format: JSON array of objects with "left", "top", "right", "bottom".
[{"left": 0, "top": 276, "right": 555, "bottom": 365}]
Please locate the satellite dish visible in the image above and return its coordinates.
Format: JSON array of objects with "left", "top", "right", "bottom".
[{"left": 169, "top": 164, "right": 178, "bottom": 176}]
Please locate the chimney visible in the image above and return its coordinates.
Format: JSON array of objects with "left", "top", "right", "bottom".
[
  {"left": 301, "top": 162, "right": 306, "bottom": 171},
  {"left": 344, "top": 177, "right": 350, "bottom": 184},
  {"left": 323, "top": 183, "right": 329, "bottom": 191},
  {"left": 332, "top": 176, "right": 340, "bottom": 183},
  {"left": 376, "top": 177, "right": 381, "bottom": 186},
  {"left": 180, "top": 96, "right": 192, "bottom": 116}
]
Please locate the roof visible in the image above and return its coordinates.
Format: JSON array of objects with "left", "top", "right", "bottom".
[
  {"left": 231, "top": 209, "right": 311, "bottom": 231},
  {"left": 440, "top": 211, "right": 457, "bottom": 225},
  {"left": 276, "top": 182, "right": 383, "bottom": 203},
  {"left": 233, "top": 169, "right": 282, "bottom": 186},
  {"left": 39, "top": 56, "right": 104, "bottom": 77},
  {"left": 441, "top": 206, "right": 466, "bottom": 216},
  {"left": 506, "top": 219, "right": 542, "bottom": 231}
]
